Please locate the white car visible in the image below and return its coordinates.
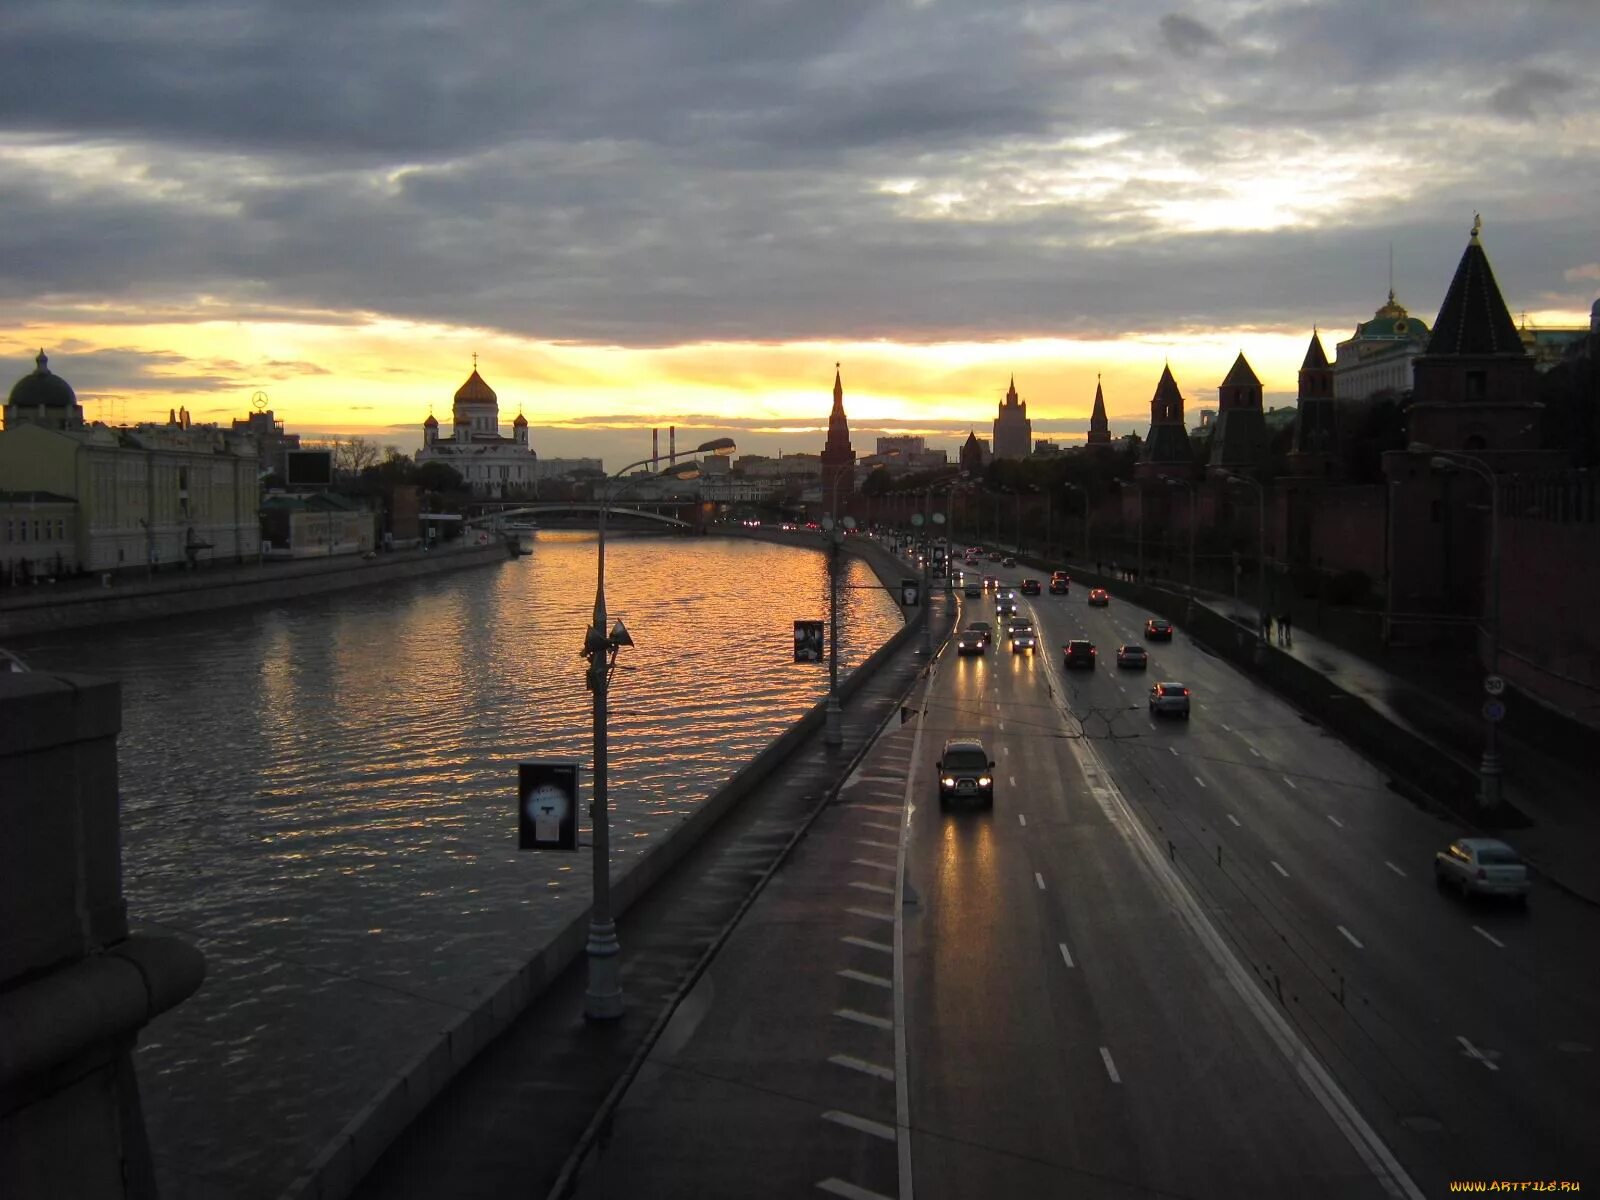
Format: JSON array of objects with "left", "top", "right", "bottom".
[{"left": 1434, "top": 837, "right": 1530, "bottom": 903}]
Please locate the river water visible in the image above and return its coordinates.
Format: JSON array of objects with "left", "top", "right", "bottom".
[{"left": 16, "top": 532, "right": 904, "bottom": 1198}]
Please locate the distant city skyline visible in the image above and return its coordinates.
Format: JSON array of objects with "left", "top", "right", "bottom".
[{"left": 3, "top": 1, "right": 1596, "bottom": 450}]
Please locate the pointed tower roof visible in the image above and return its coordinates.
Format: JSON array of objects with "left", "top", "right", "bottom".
[
  {"left": 822, "top": 363, "right": 855, "bottom": 465},
  {"left": 1426, "top": 215, "right": 1523, "bottom": 357},
  {"left": 1152, "top": 364, "right": 1182, "bottom": 413},
  {"left": 1087, "top": 376, "right": 1111, "bottom": 445},
  {"left": 1300, "top": 331, "right": 1329, "bottom": 370},
  {"left": 1220, "top": 352, "right": 1260, "bottom": 388}
]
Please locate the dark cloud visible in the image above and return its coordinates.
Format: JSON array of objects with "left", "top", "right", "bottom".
[
  {"left": 0, "top": 0, "right": 1595, "bottom": 352},
  {"left": 1159, "top": 14, "right": 1222, "bottom": 57}
]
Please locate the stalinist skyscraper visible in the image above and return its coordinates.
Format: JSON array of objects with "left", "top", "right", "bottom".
[{"left": 992, "top": 377, "right": 1032, "bottom": 459}]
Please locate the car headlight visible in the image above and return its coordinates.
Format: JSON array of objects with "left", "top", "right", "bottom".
[
  {"left": 941, "top": 776, "right": 956, "bottom": 787},
  {"left": 978, "top": 776, "right": 992, "bottom": 787}
]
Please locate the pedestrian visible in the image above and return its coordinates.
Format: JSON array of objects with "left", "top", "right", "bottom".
[{"left": 1281, "top": 611, "right": 1292, "bottom": 645}]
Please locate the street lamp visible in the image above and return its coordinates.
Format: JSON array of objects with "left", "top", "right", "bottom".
[
  {"left": 582, "top": 436, "right": 735, "bottom": 1021},
  {"left": 1221, "top": 473, "right": 1266, "bottom": 640},
  {"left": 1409, "top": 442, "right": 1503, "bottom": 812}
]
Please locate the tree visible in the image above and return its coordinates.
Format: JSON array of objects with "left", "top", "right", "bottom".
[
  {"left": 331, "top": 437, "right": 381, "bottom": 475},
  {"left": 416, "top": 460, "right": 465, "bottom": 494}
]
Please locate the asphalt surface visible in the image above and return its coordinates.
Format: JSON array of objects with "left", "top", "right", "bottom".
[{"left": 559, "top": 562, "right": 1600, "bottom": 1199}]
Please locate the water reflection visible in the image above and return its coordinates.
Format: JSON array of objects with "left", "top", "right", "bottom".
[{"left": 15, "top": 532, "right": 903, "bottom": 1197}]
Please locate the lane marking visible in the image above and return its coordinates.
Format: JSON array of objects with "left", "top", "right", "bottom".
[
  {"left": 1271, "top": 861, "right": 1289, "bottom": 878},
  {"left": 1035, "top": 872, "right": 1046, "bottom": 890},
  {"left": 1472, "top": 925, "right": 1505, "bottom": 948},
  {"left": 1063, "top": 732, "right": 1424, "bottom": 1199},
  {"left": 1017, "top": 813, "right": 1027, "bottom": 827},
  {"left": 998, "top": 722, "right": 1005, "bottom": 732},
  {"left": 846, "top": 906, "right": 895, "bottom": 923},
  {"left": 849, "top": 881, "right": 895, "bottom": 896},
  {"left": 1456, "top": 1036, "right": 1500, "bottom": 1072},
  {"left": 1059, "top": 942, "right": 1075, "bottom": 968},
  {"left": 1009, "top": 774, "right": 1017, "bottom": 786},
  {"left": 842, "top": 935, "right": 893, "bottom": 955},
  {"left": 818, "top": 1178, "right": 895, "bottom": 1200},
  {"left": 1385, "top": 861, "right": 1407, "bottom": 878},
  {"left": 1194, "top": 776, "right": 1207, "bottom": 788},
  {"left": 857, "top": 839, "right": 899, "bottom": 852},
  {"left": 820, "top": 1110, "right": 897, "bottom": 1143},
  {"left": 1226, "top": 814, "right": 1241, "bottom": 827},
  {"left": 852, "top": 858, "right": 897, "bottom": 873},
  {"left": 1169, "top": 746, "right": 1178, "bottom": 757},
  {"left": 1327, "top": 815, "right": 1344, "bottom": 829},
  {"left": 836, "top": 1008, "right": 894, "bottom": 1031},
  {"left": 863, "top": 821, "right": 900, "bottom": 833},
  {"left": 831, "top": 1053, "right": 896, "bottom": 1081},
  {"left": 1249, "top": 747, "right": 1262, "bottom": 758},
  {"left": 838, "top": 968, "right": 893, "bottom": 989},
  {"left": 1282, "top": 776, "right": 1297, "bottom": 790},
  {"left": 1099, "top": 1047, "right": 1122, "bottom": 1084},
  {"left": 840, "top": 804, "right": 904, "bottom": 814},
  {"left": 853, "top": 774, "right": 910, "bottom": 785},
  {"left": 1221, "top": 722, "right": 1232, "bottom": 732},
  {"left": 893, "top": 668, "right": 928, "bottom": 1200},
  {"left": 1338, "top": 925, "right": 1364, "bottom": 949}
]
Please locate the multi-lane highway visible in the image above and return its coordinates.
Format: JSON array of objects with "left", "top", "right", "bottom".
[{"left": 908, "top": 566, "right": 1599, "bottom": 1197}]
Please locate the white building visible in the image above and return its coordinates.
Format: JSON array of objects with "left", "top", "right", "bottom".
[
  {"left": 1334, "top": 290, "right": 1431, "bottom": 401},
  {"left": 416, "top": 364, "right": 537, "bottom": 497}
]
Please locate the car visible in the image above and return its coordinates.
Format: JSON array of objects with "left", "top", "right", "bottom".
[
  {"left": 983, "top": 575, "right": 999, "bottom": 592},
  {"left": 1002, "top": 556, "right": 1017, "bottom": 568},
  {"left": 995, "top": 598, "right": 1017, "bottom": 618},
  {"left": 1149, "top": 681, "right": 1191, "bottom": 718},
  {"left": 994, "top": 587, "right": 1018, "bottom": 609},
  {"left": 965, "top": 579, "right": 983, "bottom": 598},
  {"left": 1062, "top": 639, "right": 1097, "bottom": 669},
  {"left": 1088, "top": 588, "right": 1110, "bottom": 607},
  {"left": 937, "top": 738, "right": 995, "bottom": 809},
  {"left": 987, "top": 551, "right": 1002, "bottom": 562},
  {"left": 1116, "top": 644, "right": 1148, "bottom": 670},
  {"left": 1145, "top": 618, "right": 1174, "bottom": 641},
  {"left": 1020, "top": 578, "right": 1041, "bottom": 595},
  {"left": 956, "top": 622, "right": 993, "bottom": 654},
  {"left": 1008, "top": 619, "right": 1037, "bottom": 653},
  {"left": 1434, "top": 837, "right": 1530, "bottom": 903},
  {"left": 1049, "top": 572, "right": 1071, "bottom": 595}
]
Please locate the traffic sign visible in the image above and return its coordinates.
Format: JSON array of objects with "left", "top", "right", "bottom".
[
  {"left": 1482, "top": 700, "right": 1506, "bottom": 723},
  {"left": 1483, "top": 674, "right": 1505, "bottom": 696}
]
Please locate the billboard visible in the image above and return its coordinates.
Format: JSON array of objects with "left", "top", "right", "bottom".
[
  {"left": 284, "top": 449, "right": 334, "bottom": 487},
  {"left": 519, "top": 761, "right": 580, "bottom": 850},
  {"left": 794, "top": 620, "right": 824, "bottom": 663}
]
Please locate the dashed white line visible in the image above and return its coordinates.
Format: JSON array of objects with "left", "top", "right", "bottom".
[
  {"left": 830, "top": 1053, "right": 896, "bottom": 1081},
  {"left": 1169, "top": 746, "right": 1178, "bottom": 756},
  {"left": 835, "top": 1008, "right": 894, "bottom": 1031},
  {"left": 1327, "top": 814, "right": 1344, "bottom": 829},
  {"left": 857, "top": 839, "right": 899, "bottom": 852},
  {"left": 1017, "top": 813, "right": 1027, "bottom": 827},
  {"left": 1456, "top": 1035, "right": 1499, "bottom": 1072},
  {"left": 818, "top": 1178, "right": 895, "bottom": 1200},
  {"left": 1194, "top": 776, "right": 1207, "bottom": 788},
  {"left": 841, "top": 935, "right": 893, "bottom": 955},
  {"left": 1472, "top": 925, "right": 1506, "bottom": 948},
  {"left": 1221, "top": 722, "right": 1232, "bottom": 732},
  {"left": 846, "top": 906, "right": 895, "bottom": 924},
  {"left": 851, "top": 858, "right": 897, "bottom": 873},
  {"left": 1337, "top": 925, "right": 1364, "bottom": 949},
  {"left": 1099, "top": 1047, "right": 1122, "bottom": 1084},
  {"left": 838, "top": 968, "right": 893, "bottom": 989},
  {"left": 1385, "top": 861, "right": 1407, "bottom": 878},
  {"left": 1059, "top": 942, "right": 1075, "bottom": 968},
  {"left": 1282, "top": 776, "right": 1297, "bottom": 790},
  {"left": 1009, "top": 775, "right": 1017, "bottom": 786},
  {"left": 1035, "top": 872, "right": 1046, "bottom": 890},
  {"left": 862, "top": 821, "right": 900, "bottom": 834},
  {"left": 849, "top": 880, "right": 895, "bottom": 896},
  {"left": 1271, "top": 861, "right": 1289, "bottom": 878},
  {"left": 1249, "top": 747, "right": 1262, "bottom": 758},
  {"left": 1226, "top": 814, "right": 1241, "bottom": 827},
  {"left": 820, "top": 1110, "right": 896, "bottom": 1143}
]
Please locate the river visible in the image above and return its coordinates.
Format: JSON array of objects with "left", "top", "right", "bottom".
[{"left": 15, "top": 532, "right": 905, "bottom": 1198}]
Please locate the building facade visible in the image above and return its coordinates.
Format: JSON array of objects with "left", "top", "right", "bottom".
[
  {"left": 992, "top": 377, "right": 1032, "bottom": 459},
  {"left": 1334, "top": 289, "right": 1431, "bottom": 401},
  {"left": 819, "top": 367, "right": 857, "bottom": 516},
  {"left": 416, "top": 364, "right": 537, "bottom": 497}
]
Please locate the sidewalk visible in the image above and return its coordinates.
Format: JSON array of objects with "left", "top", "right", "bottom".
[
  {"left": 330, "top": 555, "right": 958, "bottom": 1200},
  {"left": 1052, "top": 546, "right": 1600, "bottom": 908}
]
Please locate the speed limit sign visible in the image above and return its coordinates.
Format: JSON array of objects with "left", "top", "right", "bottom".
[{"left": 1484, "top": 674, "right": 1505, "bottom": 696}]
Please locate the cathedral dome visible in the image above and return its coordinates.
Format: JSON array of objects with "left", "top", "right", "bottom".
[
  {"left": 513, "top": 411, "right": 528, "bottom": 427},
  {"left": 8, "top": 350, "right": 77, "bottom": 409},
  {"left": 454, "top": 369, "right": 497, "bottom": 404},
  {"left": 424, "top": 413, "right": 439, "bottom": 428}
]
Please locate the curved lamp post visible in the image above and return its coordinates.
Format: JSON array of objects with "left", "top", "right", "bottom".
[
  {"left": 583, "top": 436, "right": 735, "bottom": 1021},
  {"left": 1409, "top": 442, "right": 1502, "bottom": 812}
]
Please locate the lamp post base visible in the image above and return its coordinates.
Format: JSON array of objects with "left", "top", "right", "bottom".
[
  {"left": 583, "top": 919, "right": 623, "bottom": 1021},
  {"left": 824, "top": 695, "right": 844, "bottom": 746}
]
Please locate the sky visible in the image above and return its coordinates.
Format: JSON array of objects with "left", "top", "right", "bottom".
[{"left": 3, "top": 0, "right": 1597, "bottom": 468}]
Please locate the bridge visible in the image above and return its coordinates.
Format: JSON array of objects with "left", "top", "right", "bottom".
[{"left": 469, "top": 502, "right": 695, "bottom": 530}]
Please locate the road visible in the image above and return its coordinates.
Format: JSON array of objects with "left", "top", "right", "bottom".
[{"left": 567, "top": 561, "right": 1600, "bottom": 1199}]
